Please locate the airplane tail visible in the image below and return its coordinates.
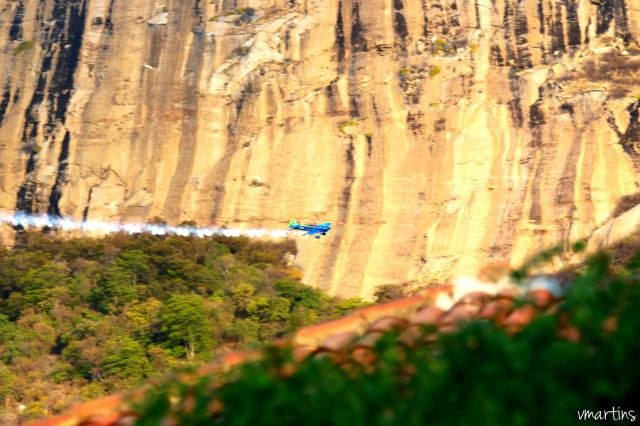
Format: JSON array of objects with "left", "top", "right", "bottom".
[{"left": 289, "top": 219, "right": 298, "bottom": 228}]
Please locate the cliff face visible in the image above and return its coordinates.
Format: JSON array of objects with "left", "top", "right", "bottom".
[{"left": 1, "top": 0, "right": 640, "bottom": 298}]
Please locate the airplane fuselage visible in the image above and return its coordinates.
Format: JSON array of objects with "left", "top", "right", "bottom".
[{"left": 289, "top": 220, "right": 332, "bottom": 238}]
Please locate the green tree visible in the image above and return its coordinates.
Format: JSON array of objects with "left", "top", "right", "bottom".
[
  {"left": 229, "top": 282, "right": 256, "bottom": 314},
  {"left": 159, "top": 294, "right": 213, "bottom": 360},
  {"left": 101, "top": 337, "right": 151, "bottom": 384},
  {"left": 335, "top": 297, "right": 370, "bottom": 315},
  {"left": 274, "top": 279, "right": 322, "bottom": 310},
  {"left": 15, "top": 261, "right": 70, "bottom": 314},
  {"left": 125, "top": 298, "right": 162, "bottom": 343},
  {"left": 89, "top": 267, "right": 137, "bottom": 313},
  {"left": 115, "top": 250, "right": 153, "bottom": 283},
  {"left": 225, "top": 318, "right": 260, "bottom": 344},
  {"left": 247, "top": 296, "right": 291, "bottom": 323},
  {"left": 61, "top": 341, "right": 95, "bottom": 379}
]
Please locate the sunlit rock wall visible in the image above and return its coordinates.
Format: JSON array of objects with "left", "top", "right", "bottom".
[{"left": 1, "top": 0, "right": 639, "bottom": 298}]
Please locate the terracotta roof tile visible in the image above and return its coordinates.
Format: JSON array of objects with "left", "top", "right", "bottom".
[
  {"left": 479, "top": 298, "right": 515, "bottom": 325},
  {"left": 350, "top": 347, "right": 377, "bottom": 367},
  {"left": 504, "top": 305, "right": 539, "bottom": 333},
  {"left": 557, "top": 325, "right": 581, "bottom": 342},
  {"left": 26, "top": 414, "right": 76, "bottom": 426},
  {"left": 400, "top": 324, "right": 438, "bottom": 347},
  {"left": 604, "top": 315, "right": 618, "bottom": 333},
  {"left": 352, "top": 331, "right": 383, "bottom": 350},
  {"left": 294, "top": 315, "right": 363, "bottom": 347},
  {"left": 441, "top": 304, "right": 481, "bottom": 326},
  {"left": 316, "top": 330, "right": 359, "bottom": 353},
  {"left": 112, "top": 415, "right": 137, "bottom": 426},
  {"left": 310, "top": 350, "right": 342, "bottom": 363},
  {"left": 354, "top": 293, "right": 432, "bottom": 322},
  {"left": 292, "top": 346, "right": 315, "bottom": 362},
  {"left": 366, "top": 317, "right": 408, "bottom": 333},
  {"left": 527, "top": 288, "right": 557, "bottom": 308},
  {"left": 496, "top": 286, "right": 522, "bottom": 299},
  {"left": 219, "top": 350, "right": 261, "bottom": 370},
  {"left": 409, "top": 305, "right": 445, "bottom": 326},
  {"left": 77, "top": 412, "right": 122, "bottom": 426},
  {"left": 26, "top": 395, "right": 125, "bottom": 426},
  {"left": 456, "top": 291, "right": 493, "bottom": 307}
]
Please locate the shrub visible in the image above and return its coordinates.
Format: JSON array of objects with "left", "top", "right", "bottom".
[
  {"left": 13, "top": 40, "right": 34, "bottom": 55},
  {"left": 373, "top": 283, "right": 406, "bottom": 303},
  {"left": 434, "top": 38, "right": 448, "bottom": 55},
  {"left": 429, "top": 65, "right": 442, "bottom": 76},
  {"left": 338, "top": 120, "right": 359, "bottom": 134}
]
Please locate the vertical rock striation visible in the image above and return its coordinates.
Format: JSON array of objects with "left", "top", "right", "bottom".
[{"left": 1, "top": 0, "right": 640, "bottom": 298}]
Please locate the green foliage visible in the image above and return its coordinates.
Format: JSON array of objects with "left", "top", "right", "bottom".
[
  {"left": 274, "top": 279, "right": 322, "bottom": 310},
  {"left": 89, "top": 267, "right": 137, "bottom": 313},
  {"left": 101, "top": 337, "right": 151, "bottom": 385},
  {"left": 136, "top": 249, "right": 640, "bottom": 425},
  {"left": 115, "top": 250, "right": 154, "bottom": 283},
  {"left": 334, "top": 297, "right": 370, "bottom": 315},
  {"left": 224, "top": 7, "right": 253, "bottom": 17},
  {"left": 160, "top": 294, "right": 214, "bottom": 360},
  {"left": 125, "top": 298, "right": 162, "bottom": 343},
  {"left": 225, "top": 318, "right": 261, "bottom": 344},
  {"left": 13, "top": 40, "right": 34, "bottom": 55},
  {"left": 229, "top": 282, "right": 256, "bottom": 314},
  {"left": 0, "top": 231, "right": 352, "bottom": 421}
]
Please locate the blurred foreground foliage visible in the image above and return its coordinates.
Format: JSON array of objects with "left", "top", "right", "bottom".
[
  {"left": 135, "top": 248, "right": 640, "bottom": 426},
  {"left": 0, "top": 231, "right": 367, "bottom": 423}
]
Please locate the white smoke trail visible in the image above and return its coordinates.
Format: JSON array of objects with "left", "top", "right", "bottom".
[{"left": 0, "top": 212, "right": 290, "bottom": 239}]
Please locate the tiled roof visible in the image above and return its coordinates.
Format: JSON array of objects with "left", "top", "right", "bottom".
[{"left": 25, "top": 263, "right": 570, "bottom": 426}]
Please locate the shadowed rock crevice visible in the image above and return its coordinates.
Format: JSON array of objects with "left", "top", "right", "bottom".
[
  {"left": 527, "top": 93, "right": 546, "bottom": 225},
  {"left": 350, "top": 0, "right": 367, "bottom": 53},
  {"left": 393, "top": 0, "right": 408, "bottom": 44},
  {"left": 104, "top": 0, "right": 116, "bottom": 34},
  {"left": 316, "top": 139, "right": 357, "bottom": 293},
  {"left": 0, "top": 85, "right": 10, "bottom": 125},
  {"left": 419, "top": 0, "right": 429, "bottom": 38},
  {"left": 596, "top": 0, "right": 631, "bottom": 42},
  {"left": 48, "top": 130, "right": 71, "bottom": 217},
  {"left": 565, "top": 0, "right": 581, "bottom": 48},
  {"left": 620, "top": 101, "right": 640, "bottom": 158},
  {"left": 9, "top": 0, "right": 25, "bottom": 41},
  {"left": 336, "top": 0, "right": 346, "bottom": 73},
  {"left": 513, "top": 0, "right": 532, "bottom": 69}
]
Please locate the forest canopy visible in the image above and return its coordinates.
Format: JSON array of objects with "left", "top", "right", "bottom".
[{"left": 0, "top": 231, "right": 366, "bottom": 423}]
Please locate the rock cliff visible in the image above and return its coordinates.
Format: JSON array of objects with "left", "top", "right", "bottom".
[{"left": 1, "top": 0, "right": 640, "bottom": 298}]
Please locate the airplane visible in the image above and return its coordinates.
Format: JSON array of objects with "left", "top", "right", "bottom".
[{"left": 289, "top": 219, "right": 332, "bottom": 239}]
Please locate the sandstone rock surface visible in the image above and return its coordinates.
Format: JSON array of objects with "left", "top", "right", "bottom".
[{"left": 1, "top": 0, "right": 640, "bottom": 298}]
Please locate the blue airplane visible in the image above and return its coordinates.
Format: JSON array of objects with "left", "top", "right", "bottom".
[{"left": 289, "top": 219, "right": 332, "bottom": 239}]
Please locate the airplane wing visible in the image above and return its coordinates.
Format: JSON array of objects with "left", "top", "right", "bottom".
[
  {"left": 317, "top": 222, "right": 332, "bottom": 228},
  {"left": 303, "top": 228, "right": 322, "bottom": 236}
]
